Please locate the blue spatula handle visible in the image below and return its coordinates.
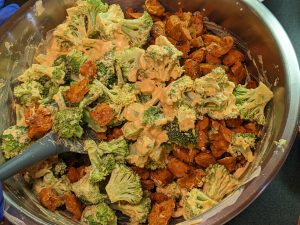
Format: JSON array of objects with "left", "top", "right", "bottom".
[{"left": 0, "top": 134, "right": 63, "bottom": 181}]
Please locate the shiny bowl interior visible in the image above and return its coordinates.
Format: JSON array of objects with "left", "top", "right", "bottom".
[{"left": 0, "top": 0, "right": 299, "bottom": 224}]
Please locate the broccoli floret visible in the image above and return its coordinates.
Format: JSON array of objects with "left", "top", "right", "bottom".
[
  {"left": 163, "top": 119, "right": 197, "bottom": 148},
  {"left": 126, "top": 134, "right": 156, "bottom": 168},
  {"left": 52, "top": 86, "right": 69, "bottom": 110},
  {"left": 53, "top": 107, "right": 84, "bottom": 138},
  {"left": 156, "top": 182, "right": 182, "bottom": 199},
  {"left": 98, "top": 81, "right": 138, "bottom": 116},
  {"left": 1, "top": 125, "right": 30, "bottom": 159},
  {"left": 228, "top": 133, "right": 256, "bottom": 162},
  {"left": 52, "top": 161, "right": 67, "bottom": 177},
  {"left": 13, "top": 81, "right": 44, "bottom": 106},
  {"left": 111, "top": 197, "right": 151, "bottom": 224},
  {"left": 182, "top": 188, "right": 217, "bottom": 220},
  {"left": 98, "top": 137, "right": 129, "bottom": 162},
  {"left": 203, "top": 164, "right": 240, "bottom": 201},
  {"left": 83, "top": 109, "right": 107, "bottom": 133},
  {"left": 105, "top": 164, "right": 143, "bottom": 204},
  {"left": 79, "top": 79, "right": 104, "bottom": 108},
  {"left": 142, "top": 106, "right": 167, "bottom": 126},
  {"left": 39, "top": 80, "right": 60, "bottom": 105},
  {"left": 18, "top": 64, "right": 66, "bottom": 85},
  {"left": 233, "top": 81, "right": 273, "bottom": 125},
  {"left": 194, "top": 67, "right": 239, "bottom": 120},
  {"left": 139, "top": 36, "right": 183, "bottom": 82},
  {"left": 166, "top": 75, "right": 194, "bottom": 104},
  {"left": 176, "top": 104, "right": 197, "bottom": 132},
  {"left": 53, "top": 50, "right": 87, "bottom": 82},
  {"left": 72, "top": 166, "right": 104, "bottom": 205},
  {"left": 81, "top": 202, "right": 117, "bottom": 225},
  {"left": 121, "top": 121, "right": 143, "bottom": 141},
  {"left": 96, "top": 56, "right": 117, "bottom": 89},
  {"left": 42, "top": 172, "right": 71, "bottom": 196},
  {"left": 120, "top": 11, "right": 153, "bottom": 47},
  {"left": 92, "top": 4, "right": 125, "bottom": 40},
  {"left": 84, "top": 140, "right": 116, "bottom": 183},
  {"left": 144, "top": 159, "right": 167, "bottom": 170},
  {"left": 115, "top": 47, "right": 145, "bottom": 82},
  {"left": 83, "top": 0, "right": 110, "bottom": 38}
]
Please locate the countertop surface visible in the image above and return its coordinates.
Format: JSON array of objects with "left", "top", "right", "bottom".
[{"left": 2, "top": 0, "right": 300, "bottom": 225}]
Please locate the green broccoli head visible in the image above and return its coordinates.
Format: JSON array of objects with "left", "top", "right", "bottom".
[
  {"left": 140, "top": 36, "right": 184, "bottom": 82},
  {"left": 203, "top": 164, "right": 240, "bottom": 201},
  {"left": 81, "top": 202, "right": 117, "bottom": 225},
  {"left": 43, "top": 172, "right": 71, "bottom": 196},
  {"left": 111, "top": 197, "right": 151, "bottom": 224},
  {"left": 53, "top": 50, "right": 87, "bottom": 82},
  {"left": 99, "top": 81, "right": 138, "bottom": 116},
  {"left": 228, "top": 133, "right": 256, "bottom": 162},
  {"left": 13, "top": 81, "right": 44, "bottom": 106},
  {"left": 182, "top": 188, "right": 217, "bottom": 220},
  {"left": 115, "top": 47, "right": 145, "bottom": 82},
  {"left": 53, "top": 107, "right": 84, "bottom": 138},
  {"left": 98, "top": 137, "right": 129, "bottom": 162},
  {"left": 79, "top": 79, "right": 104, "bottom": 109},
  {"left": 96, "top": 55, "right": 117, "bottom": 89},
  {"left": 84, "top": 140, "right": 116, "bottom": 183},
  {"left": 120, "top": 11, "right": 153, "bottom": 47},
  {"left": 72, "top": 167, "right": 105, "bottom": 205},
  {"left": 52, "top": 161, "right": 67, "bottom": 177},
  {"left": 39, "top": 80, "right": 60, "bottom": 105},
  {"left": 194, "top": 67, "right": 239, "bottom": 120},
  {"left": 233, "top": 81, "right": 273, "bottom": 125},
  {"left": 105, "top": 164, "right": 143, "bottom": 204},
  {"left": 163, "top": 119, "right": 197, "bottom": 148},
  {"left": 18, "top": 64, "right": 66, "bottom": 85},
  {"left": 142, "top": 106, "right": 167, "bottom": 126},
  {"left": 1, "top": 125, "right": 31, "bottom": 159},
  {"left": 84, "top": 0, "right": 110, "bottom": 38},
  {"left": 166, "top": 76, "right": 194, "bottom": 103},
  {"left": 92, "top": 4, "right": 125, "bottom": 40}
]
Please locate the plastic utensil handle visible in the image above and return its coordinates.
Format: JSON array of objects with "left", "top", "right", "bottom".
[{"left": 0, "top": 135, "right": 61, "bottom": 181}]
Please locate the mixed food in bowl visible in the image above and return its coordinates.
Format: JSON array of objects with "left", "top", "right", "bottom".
[{"left": 0, "top": 0, "right": 299, "bottom": 224}]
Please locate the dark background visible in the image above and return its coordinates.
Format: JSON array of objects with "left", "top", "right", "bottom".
[{"left": 3, "top": 0, "right": 300, "bottom": 224}]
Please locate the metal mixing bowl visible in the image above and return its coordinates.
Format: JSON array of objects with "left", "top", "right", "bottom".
[{"left": 0, "top": 0, "right": 299, "bottom": 224}]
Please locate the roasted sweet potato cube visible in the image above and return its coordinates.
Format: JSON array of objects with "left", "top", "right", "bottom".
[
  {"left": 132, "top": 166, "right": 150, "bottom": 180},
  {"left": 145, "top": 0, "right": 165, "bottom": 17},
  {"left": 64, "top": 192, "right": 83, "bottom": 220},
  {"left": 141, "top": 179, "right": 156, "bottom": 190},
  {"left": 195, "top": 152, "right": 216, "bottom": 168},
  {"left": 150, "top": 169, "right": 174, "bottom": 187},
  {"left": 205, "top": 53, "right": 221, "bottom": 65},
  {"left": 167, "top": 156, "right": 191, "bottom": 178},
  {"left": 217, "top": 156, "right": 237, "bottom": 173},
  {"left": 172, "top": 145, "right": 198, "bottom": 164},
  {"left": 39, "top": 188, "right": 63, "bottom": 212},
  {"left": 223, "top": 49, "right": 245, "bottom": 66},
  {"left": 177, "top": 168, "right": 205, "bottom": 190},
  {"left": 184, "top": 59, "right": 201, "bottom": 80},
  {"left": 189, "top": 48, "right": 206, "bottom": 62},
  {"left": 225, "top": 118, "right": 243, "bottom": 128},
  {"left": 148, "top": 199, "right": 175, "bottom": 225},
  {"left": 150, "top": 192, "right": 169, "bottom": 204}
]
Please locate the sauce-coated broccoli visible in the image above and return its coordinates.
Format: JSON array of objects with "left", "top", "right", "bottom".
[
  {"left": 233, "top": 81, "right": 273, "bottom": 125},
  {"left": 105, "top": 164, "right": 143, "bottom": 204}
]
